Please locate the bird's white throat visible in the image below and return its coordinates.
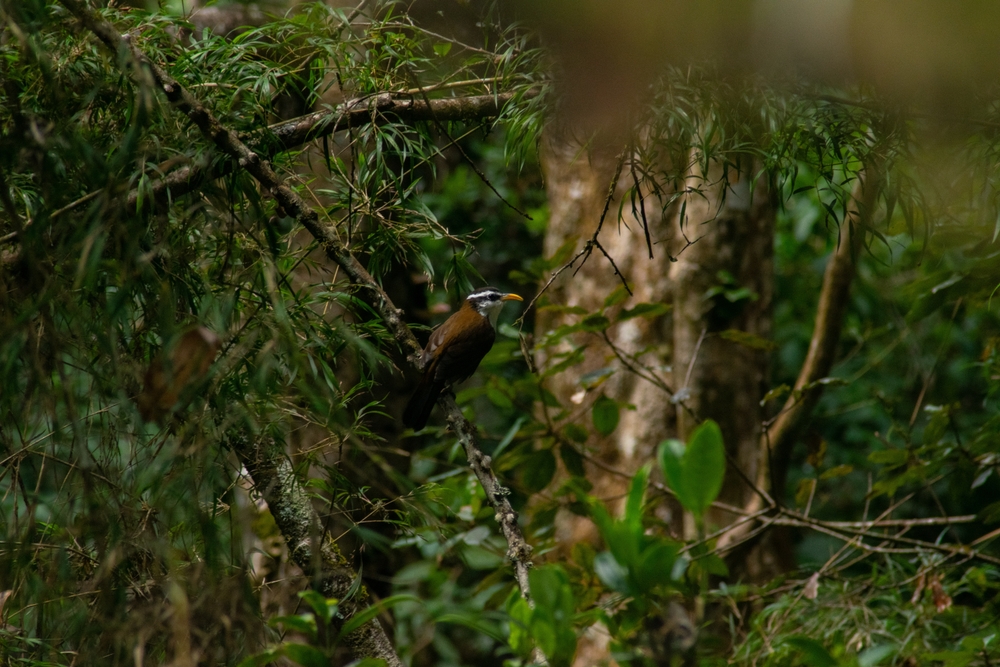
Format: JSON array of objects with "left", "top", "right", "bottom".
[{"left": 481, "top": 299, "right": 505, "bottom": 328}]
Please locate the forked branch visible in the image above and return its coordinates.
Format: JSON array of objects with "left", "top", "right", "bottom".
[
  {"left": 717, "top": 163, "right": 882, "bottom": 552},
  {"left": 59, "top": 0, "right": 538, "bottom": 661}
]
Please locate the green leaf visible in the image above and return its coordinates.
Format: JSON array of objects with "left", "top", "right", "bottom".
[
  {"left": 486, "top": 387, "right": 514, "bottom": 409},
  {"left": 279, "top": 643, "right": 329, "bottom": 667},
  {"left": 604, "top": 285, "right": 630, "bottom": 308},
  {"left": 579, "top": 367, "right": 615, "bottom": 389},
  {"left": 337, "top": 595, "right": 419, "bottom": 641},
  {"left": 618, "top": 302, "right": 670, "bottom": 321},
  {"left": 699, "top": 553, "right": 729, "bottom": 577},
  {"left": 432, "top": 42, "right": 452, "bottom": 56},
  {"left": 923, "top": 407, "right": 950, "bottom": 445},
  {"left": 820, "top": 464, "right": 853, "bottom": 480},
  {"left": 298, "top": 590, "right": 336, "bottom": 625},
  {"left": 592, "top": 395, "right": 620, "bottom": 436},
  {"left": 658, "top": 439, "right": 686, "bottom": 504},
  {"left": 682, "top": 420, "right": 726, "bottom": 516},
  {"left": 560, "top": 443, "right": 587, "bottom": 477},
  {"left": 594, "top": 551, "right": 631, "bottom": 594},
  {"left": 269, "top": 614, "right": 317, "bottom": 639},
  {"left": 588, "top": 500, "right": 616, "bottom": 545},
  {"left": 624, "top": 465, "right": 650, "bottom": 531},
  {"left": 760, "top": 383, "right": 791, "bottom": 405},
  {"left": 236, "top": 648, "right": 282, "bottom": 667},
  {"left": 634, "top": 541, "right": 679, "bottom": 589},
  {"left": 858, "top": 644, "right": 896, "bottom": 667},
  {"left": 785, "top": 637, "right": 837, "bottom": 667},
  {"left": 523, "top": 449, "right": 557, "bottom": 492},
  {"left": 506, "top": 590, "right": 533, "bottom": 655},
  {"left": 529, "top": 565, "right": 574, "bottom": 611},
  {"left": 562, "top": 423, "right": 589, "bottom": 444},
  {"left": 493, "top": 416, "right": 526, "bottom": 458},
  {"left": 435, "top": 612, "right": 506, "bottom": 642},
  {"left": 718, "top": 329, "right": 778, "bottom": 351},
  {"left": 580, "top": 313, "right": 611, "bottom": 332},
  {"left": 869, "top": 449, "right": 908, "bottom": 466}
]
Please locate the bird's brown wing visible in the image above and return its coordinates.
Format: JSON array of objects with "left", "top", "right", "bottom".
[
  {"left": 430, "top": 314, "right": 496, "bottom": 385},
  {"left": 421, "top": 317, "right": 452, "bottom": 369}
]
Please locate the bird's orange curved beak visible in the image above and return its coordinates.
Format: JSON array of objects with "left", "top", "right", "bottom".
[{"left": 501, "top": 293, "right": 523, "bottom": 302}]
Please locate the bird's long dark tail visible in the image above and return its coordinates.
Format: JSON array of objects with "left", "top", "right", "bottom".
[{"left": 403, "top": 376, "right": 444, "bottom": 430}]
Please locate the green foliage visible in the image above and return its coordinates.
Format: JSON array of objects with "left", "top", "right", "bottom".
[
  {"left": 3, "top": 1, "right": 1000, "bottom": 666},
  {"left": 507, "top": 566, "right": 578, "bottom": 666},
  {"left": 658, "top": 420, "right": 726, "bottom": 523}
]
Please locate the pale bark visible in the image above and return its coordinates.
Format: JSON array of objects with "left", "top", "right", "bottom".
[
  {"left": 669, "top": 153, "right": 774, "bottom": 526},
  {"left": 537, "top": 129, "right": 677, "bottom": 549}
]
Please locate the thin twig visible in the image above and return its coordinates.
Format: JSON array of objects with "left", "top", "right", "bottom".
[
  {"left": 406, "top": 67, "right": 533, "bottom": 221},
  {"left": 59, "top": 1, "right": 539, "bottom": 659},
  {"left": 628, "top": 152, "right": 653, "bottom": 259}
]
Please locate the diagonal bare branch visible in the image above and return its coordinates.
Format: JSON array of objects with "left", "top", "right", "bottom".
[{"left": 58, "top": 2, "right": 537, "bottom": 656}]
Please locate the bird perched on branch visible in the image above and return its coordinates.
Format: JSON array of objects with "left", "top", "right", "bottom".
[{"left": 403, "top": 286, "right": 523, "bottom": 430}]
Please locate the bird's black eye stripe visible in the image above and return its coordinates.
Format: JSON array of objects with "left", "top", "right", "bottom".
[{"left": 468, "top": 289, "right": 501, "bottom": 302}]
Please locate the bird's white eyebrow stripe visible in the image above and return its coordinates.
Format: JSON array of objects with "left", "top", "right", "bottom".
[{"left": 467, "top": 290, "right": 501, "bottom": 300}]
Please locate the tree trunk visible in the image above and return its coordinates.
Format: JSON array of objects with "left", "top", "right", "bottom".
[
  {"left": 537, "top": 130, "right": 779, "bottom": 665},
  {"left": 669, "top": 153, "right": 774, "bottom": 529},
  {"left": 537, "top": 129, "right": 677, "bottom": 550}
]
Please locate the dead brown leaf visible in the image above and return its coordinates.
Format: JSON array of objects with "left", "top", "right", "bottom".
[{"left": 137, "top": 326, "right": 221, "bottom": 423}]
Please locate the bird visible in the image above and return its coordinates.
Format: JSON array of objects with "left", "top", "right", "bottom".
[{"left": 403, "top": 286, "right": 523, "bottom": 430}]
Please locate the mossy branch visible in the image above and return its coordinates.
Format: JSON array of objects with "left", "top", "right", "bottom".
[
  {"left": 59, "top": 0, "right": 536, "bottom": 642},
  {"left": 123, "top": 92, "right": 527, "bottom": 216},
  {"left": 228, "top": 431, "right": 401, "bottom": 665}
]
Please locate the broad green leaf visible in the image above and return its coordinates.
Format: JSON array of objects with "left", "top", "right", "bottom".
[
  {"left": 923, "top": 407, "right": 951, "bottom": 445},
  {"left": 298, "top": 590, "right": 336, "bottom": 625},
  {"left": 858, "top": 644, "right": 896, "bottom": 667},
  {"left": 562, "top": 423, "right": 589, "bottom": 444},
  {"left": 682, "top": 420, "right": 726, "bottom": 517},
  {"left": 236, "top": 648, "right": 281, "bottom": 667},
  {"left": 699, "top": 553, "right": 729, "bottom": 577},
  {"left": 592, "top": 395, "right": 620, "bottom": 436},
  {"left": 658, "top": 439, "right": 687, "bottom": 506},
  {"left": 785, "top": 637, "right": 837, "bottom": 667},
  {"left": 588, "top": 500, "right": 616, "bottom": 544},
  {"left": 280, "top": 643, "right": 329, "bottom": 667},
  {"left": 634, "top": 541, "right": 679, "bottom": 589},
  {"left": 506, "top": 591, "right": 533, "bottom": 655},
  {"left": 523, "top": 449, "right": 557, "bottom": 492},
  {"left": 593, "top": 551, "right": 631, "bottom": 594},
  {"left": 560, "top": 443, "right": 587, "bottom": 477},
  {"left": 529, "top": 565, "right": 573, "bottom": 611},
  {"left": 269, "top": 614, "right": 317, "bottom": 639}
]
